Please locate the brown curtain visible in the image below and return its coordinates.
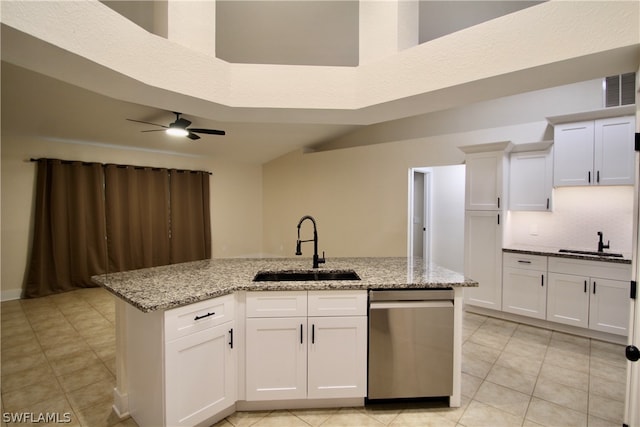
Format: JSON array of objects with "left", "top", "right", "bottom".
[
  {"left": 169, "top": 170, "right": 212, "bottom": 263},
  {"left": 105, "top": 165, "right": 171, "bottom": 272},
  {"left": 25, "top": 159, "right": 107, "bottom": 298}
]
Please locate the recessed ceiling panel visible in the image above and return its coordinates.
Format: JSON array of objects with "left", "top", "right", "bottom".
[{"left": 216, "top": 0, "right": 359, "bottom": 66}]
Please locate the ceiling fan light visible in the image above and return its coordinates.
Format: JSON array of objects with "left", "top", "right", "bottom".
[{"left": 166, "top": 126, "right": 188, "bottom": 137}]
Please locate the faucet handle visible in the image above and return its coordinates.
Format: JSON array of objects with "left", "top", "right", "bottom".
[{"left": 319, "top": 251, "right": 326, "bottom": 264}]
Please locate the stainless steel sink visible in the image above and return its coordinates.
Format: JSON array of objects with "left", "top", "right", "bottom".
[
  {"left": 558, "top": 249, "right": 623, "bottom": 258},
  {"left": 253, "top": 269, "right": 361, "bottom": 282}
]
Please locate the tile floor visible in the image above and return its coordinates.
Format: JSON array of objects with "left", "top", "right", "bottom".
[{"left": 0, "top": 288, "right": 628, "bottom": 427}]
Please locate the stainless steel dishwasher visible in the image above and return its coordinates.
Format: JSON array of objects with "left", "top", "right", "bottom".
[{"left": 368, "top": 289, "right": 454, "bottom": 400}]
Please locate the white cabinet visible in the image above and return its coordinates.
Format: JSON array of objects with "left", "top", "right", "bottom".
[
  {"left": 245, "top": 290, "right": 367, "bottom": 402},
  {"left": 464, "top": 210, "right": 503, "bottom": 310},
  {"left": 126, "top": 294, "right": 237, "bottom": 427},
  {"left": 553, "top": 116, "right": 635, "bottom": 187},
  {"left": 245, "top": 317, "right": 307, "bottom": 401},
  {"left": 547, "top": 257, "right": 631, "bottom": 335},
  {"left": 464, "top": 150, "right": 509, "bottom": 210},
  {"left": 461, "top": 142, "right": 510, "bottom": 311},
  {"left": 509, "top": 145, "right": 553, "bottom": 211},
  {"left": 502, "top": 253, "right": 547, "bottom": 319},
  {"left": 165, "top": 323, "right": 235, "bottom": 426}
]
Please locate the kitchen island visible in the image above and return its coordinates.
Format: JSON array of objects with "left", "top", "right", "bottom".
[{"left": 93, "top": 257, "right": 477, "bottom": 427}]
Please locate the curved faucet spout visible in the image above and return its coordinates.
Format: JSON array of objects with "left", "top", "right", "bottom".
[{"left": 295, "top": 215, "right": 325, "bottom": 268}]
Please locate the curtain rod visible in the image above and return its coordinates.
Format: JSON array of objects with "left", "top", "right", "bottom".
[{"left": 29, "top": 158, "right": 212, "bottom": 175}]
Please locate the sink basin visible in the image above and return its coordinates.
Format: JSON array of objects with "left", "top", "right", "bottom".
[
  {"left": 558, "top": 249, "right": 623, "bottom": 258},
  {"left": 253, "top": 269, "right": 361, "bottom": 282}
]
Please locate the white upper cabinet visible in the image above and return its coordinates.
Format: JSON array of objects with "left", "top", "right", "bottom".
[
  {"left": 509, "top": 143, "right": 553, "bottom": 211},
  {"left": 461, "top": 142, "right": 511, "bottom": 211},
  {"left": 553, "top": 115, "right": 635, "bottom": 187},
  {"left": 594, "top": 116, "right": 636, "bottom": 185}
]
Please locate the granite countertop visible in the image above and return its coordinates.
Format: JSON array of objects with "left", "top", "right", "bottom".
[
  {"left": 92, "top": 257, "right": 477, "bottom": 313},
  {"left": 503, "top": 245, "right": 632, "bottom": 264}
]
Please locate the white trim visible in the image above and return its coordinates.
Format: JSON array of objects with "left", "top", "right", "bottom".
[{"left": 1, "top": 289, "right": 23, "bottom": 301}]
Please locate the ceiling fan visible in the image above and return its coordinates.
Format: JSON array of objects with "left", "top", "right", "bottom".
[{"left": 126, "top": 112, "right": 226, "bottom": 140}]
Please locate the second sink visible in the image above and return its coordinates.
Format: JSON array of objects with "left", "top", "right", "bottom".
[
  {"left": 254, "top": 269, "right": 361, "bottom": 282},
  {"left": 558, "top": 249, "right": 623, "bottom": 258}
]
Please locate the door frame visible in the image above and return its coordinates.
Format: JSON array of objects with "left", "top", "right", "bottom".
[{"left": 407, "top": 167, "right": 431, "bottom": 262}]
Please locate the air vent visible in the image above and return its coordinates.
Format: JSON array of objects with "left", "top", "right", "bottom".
[{"left": 604, "top": 72, "right": 636, "bottom": 107}]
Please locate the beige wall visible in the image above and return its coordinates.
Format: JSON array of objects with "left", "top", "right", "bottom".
[
  {"left": 0, "top": 135, "right": 263, "bottom": 300},
  {"left": 262, "top": 119, "right": 549, "bottom": 259}
]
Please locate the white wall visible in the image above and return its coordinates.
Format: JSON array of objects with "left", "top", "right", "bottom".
[
  {"left": 0, "top": 135, "right": 263, "bottom": 300},
  {"left": 431, "top": 165, "right": 466, "bottom": 272}
]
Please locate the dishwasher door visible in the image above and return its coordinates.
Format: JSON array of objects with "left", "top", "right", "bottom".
[{"left": 368, "top": 289, "right": 454, "bottom": 400}]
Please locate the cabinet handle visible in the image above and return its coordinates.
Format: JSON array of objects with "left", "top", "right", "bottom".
[
  {"left": 588, "top": 171, "right": 591, "bottom": 183},
  {"left": 497, "top": 213, "right": 500, "bottom": 225},
  {"left": 593, "top": 281, "right": 596, "bottom": 294},
  {"left": 312, "top": 324, "right": 315, "bottom": 344},
  {"left": 194, "top": 312, "right": 215, "bottom": 321},
  {"left": 546, "top": 198, "right": 550, "bottom": 210},
  {"left": 300, "top": 324, "right": 303, "bottom": 344},
  {"left": 229, "top": 328, "right": 233, "bottom": 349},
  {"left": 518, "top": 260, "right": 532, "bottom": 264},
  {"left": 497, "top": 197, "right": 500, "bottom": 209},
  {"left": 541, "top": 274, "right": 544, "bottom": 287},
  {"left": 584, "top": 280, "right": 587, "bottom": 293},
  {"left": 597, "top": 171, "right": 600, "bottom": 183}
]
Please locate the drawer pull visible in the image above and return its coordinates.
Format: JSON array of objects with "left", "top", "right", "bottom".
[
  {"left": 541, "top": 274, "right": 544, "bottom": 287},
  {"left": 229, "top": 328, "right": 234, "bottom": 349},
  {"left": 584, "top": 280, "right": 587, "bottom": 293},
  {"left": 312, "top": 324, "right": 315, "bottom": 344},
  {"left": 518, "top": 260, "right": 532, "bottom": 264},
  {"left": 194, "top": 311, "right": 216, "bottom": 321}
]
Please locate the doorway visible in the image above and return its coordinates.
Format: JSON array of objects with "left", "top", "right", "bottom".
[{"left": 408, "top": 168, "right": 431, "bottom": 262}]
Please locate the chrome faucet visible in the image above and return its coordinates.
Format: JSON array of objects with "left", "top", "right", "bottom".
[
  {"left": 296, "top": 215, "right": 325, "bottom": 268},
  {"left": 597, "top": 231, "right": 610, "bottom": 252}
]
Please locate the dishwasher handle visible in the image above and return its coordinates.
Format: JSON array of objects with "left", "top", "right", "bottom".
[{"left": 370, "top": 301, "right": 453, "bottom": 310}]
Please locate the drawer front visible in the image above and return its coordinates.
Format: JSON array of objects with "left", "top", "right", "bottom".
[
  {"left": 548, "top": 257, "right": 631, "bottom": 281},
  {"left": 165, "top": 294, "right": 235, "bottom": 342},
  {"left": 308, "top": 290, "right": 367, "bottom": 317},
  {"left": 503, "top": 253, "right": 547, "bottom": 271},
  {"left": 246, "top": 291, "right": 307, "bottom": 318}
]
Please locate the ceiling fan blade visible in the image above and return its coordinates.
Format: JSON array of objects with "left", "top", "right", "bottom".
[
  {"left": 187, "top": 132, "right": 201, "bottom": 140},
  {"left": 141, "top": 129, "right": 166, "bottom": 133},
  {"left": 126, "top": 118, "right": 167, "bottom": 128},
  {"left": 190, "top": 128, "right": 226, "bottom": 136}
]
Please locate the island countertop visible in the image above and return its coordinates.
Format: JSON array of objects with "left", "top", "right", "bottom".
[{"left": 92, "top": 257, "right": 477, "bottom": 313}]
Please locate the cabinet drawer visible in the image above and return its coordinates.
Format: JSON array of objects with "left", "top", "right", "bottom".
[
  {"left": 308, "top": 290, "right": 367, "bottom": 317},
  {"left": 165, "top": 294, "right": 235, "bottom": 342},
  {"left": 548, "top": 257, "right": 631, "bottom": 281},
  {"left": 246, "top": 291, "right": 307, "bottom": 318},
  {"left": 503, "top": 253, "right": 547, "bottom": 271}
]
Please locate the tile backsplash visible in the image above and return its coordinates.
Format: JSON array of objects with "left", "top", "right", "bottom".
[{"left": 505, "top": 186, "right": 635, "bottom": 255}]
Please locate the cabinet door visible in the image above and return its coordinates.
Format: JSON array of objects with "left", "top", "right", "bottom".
[
  {"left": 165, "top": 322, "right": 235, "bottom": 427},
  {"left": 464, "top": 211, "right": 502, "bottom": 309},
  {"left": 553, "top": 121, "right": 594, "bottom": 187},
  {"left": 245, "top": 317, "right": 307, "bottom": 401},
  {"left": 465, "top": 152, "right": 504, "bottom": 210},
  {"left": 502, "top": 267, "right": 546, "bottom": 320},
  {"left": 547, "top": 273, "right": 589, "bottom": 328},
  {"left": 509, "top": 150, "right": 552, "bottom": 211},
  {"left": 594, "top": 116, "right": 635, "bottom": 185},
  {"left": 307, "top": 316, "right": 367, "bottom": 399},
  {"left": 589, "top": 278, "right": 630, "bottom": 335}
]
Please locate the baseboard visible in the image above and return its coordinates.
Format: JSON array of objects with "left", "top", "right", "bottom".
[
  {"left": 236, "top": 397, "right": 364, "bottom": 411},
  {"left": 112, "top": 387, "right": 129, "bottom": 419},
  {"left": 1, "top": 289, "right": 23, "bottom": 302},
  {"left": 464, "top": 305, "right": 627, "bottom": 345}
]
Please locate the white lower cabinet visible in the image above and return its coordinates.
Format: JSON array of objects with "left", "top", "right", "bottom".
[
  {"left": 245, "top": 290, "right": 368, "bottom": 402},
  {"left": 547, "top": 257, "right": 630, "bottom": 335},
  {"left": 502, "top": 253, "right": 547, "bottom": 320},
  {"left": 165, "top": 322, "right": 236, "bottom": 426},
  {"left": 126, "top": 294, "right": 236, "bottom": 427},
  {"left": 307, "top": 316, "right": 367, "bottom": 399},
  {"left": 245, "top": 317, "right": 307, "bottom": 401}
]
